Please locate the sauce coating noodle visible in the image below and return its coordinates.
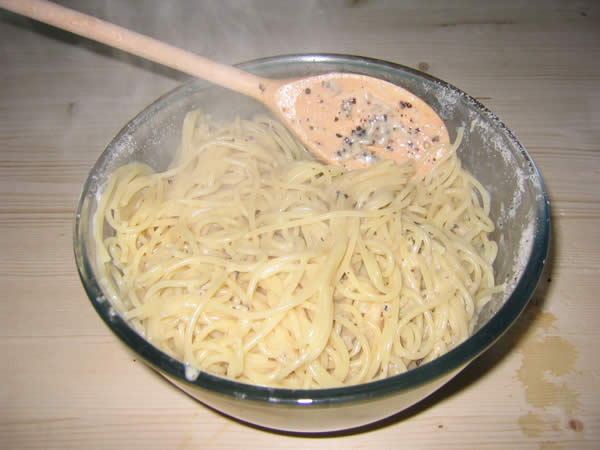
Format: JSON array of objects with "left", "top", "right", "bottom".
[{"left": 94, "top": 110, "right": 502, "bottom": 388}]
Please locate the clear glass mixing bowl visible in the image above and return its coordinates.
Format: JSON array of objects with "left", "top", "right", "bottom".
[{"left": 74, "top": 54, "right": 550, "bottom": 433}]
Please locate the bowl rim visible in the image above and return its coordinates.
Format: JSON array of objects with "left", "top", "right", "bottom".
[{"left": 74, "top": 53, "right": 550, "bottom": 407}]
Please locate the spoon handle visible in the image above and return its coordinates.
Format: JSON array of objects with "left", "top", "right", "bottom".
[{"left": 0, "top": 0, "right": 268, "bottom": 100}]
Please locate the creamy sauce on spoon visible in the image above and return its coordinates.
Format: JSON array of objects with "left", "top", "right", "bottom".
[{"left": 275, "top": 73, "right": 450, "bottom": 172}]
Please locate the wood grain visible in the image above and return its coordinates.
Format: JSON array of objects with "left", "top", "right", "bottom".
[{"left": 1, "top": 0, "right": 599, "bottom": 448}]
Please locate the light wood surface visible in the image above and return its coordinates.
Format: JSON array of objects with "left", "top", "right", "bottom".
[{"left": 1, "top": 1, "right": 598, "bottom": 448}]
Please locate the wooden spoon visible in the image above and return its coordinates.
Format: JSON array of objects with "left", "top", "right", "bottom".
[{"left": 0, "top": 0, "right": 449, "bottom": 171}]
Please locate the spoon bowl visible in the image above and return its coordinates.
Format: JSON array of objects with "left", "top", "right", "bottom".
[{"left": 273, "top": 72, "right": 449, "bottom": 171}]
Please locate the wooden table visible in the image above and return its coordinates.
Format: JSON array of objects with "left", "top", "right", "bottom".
[{"left": 1, "top": 1, "right": 598, "bottom": 448}]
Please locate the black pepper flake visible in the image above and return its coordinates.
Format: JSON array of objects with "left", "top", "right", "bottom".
[
  {"left": 386, "top": 145, "right": 392, "bottom": 151},
  {"left": 344, "top": 137, "right": 351, "bottom": 144},
  {"left": 351, "top": 126, "right": 366, "bottom": 137},
  {"left": 399, "top": 101, "right": 413, "bottom": 109},
  {"left": 334, "top": 116, "right": 339, "bottom": 122},
  {"left": 432, "top": 135, "right": 440, "bottom": 142},
  {"left": 259, "top": 83, "right": 266, "bottom": 92},
  {"left": 309, "top": 125, "right": 314, "bottom": 130},
  {"left": 305, "top": 88, "right": 311, "bottom": 94},
  {"left": 344, "top": 193, "right": 348, "bottom": 199},
  {"left": 335, "top": 133, "right": 343, "bottom": 138},
  {"left": 415, "top": 127, "right": 421, "bottom": 133}
]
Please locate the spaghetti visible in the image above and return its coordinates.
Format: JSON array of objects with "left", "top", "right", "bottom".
[{"left": 94, "top": 110, "right": 502, "bottom": 388}]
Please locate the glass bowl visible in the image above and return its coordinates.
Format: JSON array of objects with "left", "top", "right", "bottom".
[{"left": 74, "top": 54, "right": 550, "bottom": 433}]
